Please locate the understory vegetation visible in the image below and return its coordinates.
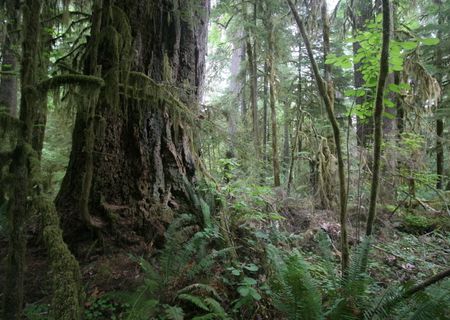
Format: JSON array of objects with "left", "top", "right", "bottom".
[{"left": 1, "top": 0, "right": 449, "bottom": 319}]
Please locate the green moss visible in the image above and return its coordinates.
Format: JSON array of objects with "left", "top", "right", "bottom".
[
  {"left": 38, "top": 74, "right": 105, "bottom": 92},
  {"left": 0, "top": 113, "right": 24, "bottom": 139},
  {"left": 37, "top": 196, "right": 84, "bottom": 320},
  {"left": 400, "top": 213, "right": 450, "bottom": 234}
]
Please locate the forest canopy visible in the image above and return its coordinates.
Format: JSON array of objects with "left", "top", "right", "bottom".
[{"left": 0, "top": 0, "right": 449, "bottom": 319}]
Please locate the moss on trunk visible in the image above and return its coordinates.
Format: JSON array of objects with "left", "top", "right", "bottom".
[{"left": 56, "top": 0, "right": 210, "bottom": 249}]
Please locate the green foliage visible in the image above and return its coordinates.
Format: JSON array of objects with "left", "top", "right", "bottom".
[
  {"left": 326, "top": 14, "right": 440, "bottom": 121},
  {"left": 402, "top": 214, "right": 435, "bottom": 234},
  {"left": 269, "top": 247, "right": 324, "bottom": 320},
  {"left": 111, "top": 210, "right": 231, "bottom": 320},
  {"left": 84, "top": 295, "right": 129, "bottom": 320},
  {"left": 267, "top": 235, "right": 449, "bottom": 320},
  {"left": 24, "top": 303, "right": 49, "bottom": 320}
]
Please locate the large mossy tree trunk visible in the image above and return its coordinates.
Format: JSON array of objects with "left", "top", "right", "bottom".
[{"left": 56, "top": 0, "right": 210, "bottom": 249}]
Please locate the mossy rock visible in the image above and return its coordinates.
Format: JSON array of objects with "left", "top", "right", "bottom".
[{"left": 399, "top": 213, "right": 450, "bottom": 234}]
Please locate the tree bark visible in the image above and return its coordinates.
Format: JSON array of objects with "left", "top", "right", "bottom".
[
  {"left": 435, "top": 7, "right": 445, "bottom": 190},
  {"left": 0, "top": 0, "right": 20, "bottom": 117},
  {"left": 226, "top": 31, "right": 244, "bottom": 159},
  {"left": 366, "top": 0, "right": 391, "bottom": 237},
  {"left": 263, "top": 61, "right": 269, "bottom": 162},
  {"left": 268, "top": 19, "right": 281, "bottom": 187},
  {"left": 245, "top": 27, "right": 260, "bottom": 157},
  {"left": 2, "top": 0, "right": 41, "bottom": 316},
  {"left": 56, "top": 0, "right": 210, "bottom": 249},
  {"left": 283, "top": 101, "right": 290, "bottom": 174}
]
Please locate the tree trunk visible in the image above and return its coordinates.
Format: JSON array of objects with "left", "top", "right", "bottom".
[
  {"left": 352, "top": 0, "right": 373, "bottom": 146},
  {"left": 246, "top": 42, "right": 260, "bottom": 158},
  {"left": 2, "top": 0, "right": 41, "bottom": 316},
  {"left": 379, "top": 4, "right": 397, "bottom": 204},
  {"left": 435, "top": 8, "right": 445, "bottom": 190},
  {"left": 366, "top": 0, "right": 391, "bottom": 237},
  {"left": 287, "top": 0, "right": 349, "bottom": 273},
  {"left": 283, "top": 101, "right": 290, "bottom": 174},
  {"left": 268, "top": 20, "right": 280, "bottom": 187},
  {"left": 226, "top": 31, "right": 244, "bottom": 159},
  {"left": 0, "top": 0, "right": 20, "bottom": 117},
  {"left": 263, "top": 61, "right": 269, "bottom": 162},
  {"left": 56, "top": 0, "right": 210, "bottom": 249}
]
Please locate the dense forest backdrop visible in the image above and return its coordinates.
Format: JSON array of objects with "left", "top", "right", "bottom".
[{"left": 0, "top": 0, "right": 449, "bottom": 319}]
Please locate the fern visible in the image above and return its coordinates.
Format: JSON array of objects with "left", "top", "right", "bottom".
[
  {"left": 203, "top": 297, "right": 229, "bottom": 319},
  {"left": 191, "top": 314, "right": 218, "bottom": 320},
  {"left": 164, "top": 305, "right": 185, "bottom": 320},
  {"left": 269, "top": 247, "right": 324, "bottom": 320},
  {"left": 178, "top": 293, "right": 210, "bottom": 311},
  {"left": 123, "top": 205, "right": 232, "bottom": 319},
  {"left": 177, "top": 283, "right": 222, "bottom": 301},
  {"left": 323, "top": 238, "right": 373, "bottom": 319}
]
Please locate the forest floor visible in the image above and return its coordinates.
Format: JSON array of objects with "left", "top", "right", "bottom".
[{"left": 0, "top": 194, "right": 448, "bottom": 319}]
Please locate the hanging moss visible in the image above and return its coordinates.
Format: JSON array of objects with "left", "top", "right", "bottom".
[
  {"left": 126, "top": 71, "right": 196, "bottom": 124},
  {"left": 38, "top": 74, "right": 105, "bottom": 92}
]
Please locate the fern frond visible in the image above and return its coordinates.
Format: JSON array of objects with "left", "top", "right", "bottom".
[
  {"left": 177, "top": 293, "right": 209, "bottom": 311},
  {"left": 203, "top": 298, "right": 229, "bottom": 319},
  {"left": 363, "top": 285, "right": 405, "bottom": 319},
  {"left": 191, "top": 313, "right": 217, "bottom": 320},
  {"left": 317, "top": 230, "right": 338, "bottom": 289},
  {"left": 270, "top": 249, "right": 324, "bottom": 320},
  {"left": 177, "top": 283, "right": 222, "bottom": 302},
  {"left": 164, "top": 305, "right": 185, "bottom": 320},
  {"left": 188, "top": 247, "right": 233, "bottom": 279}
]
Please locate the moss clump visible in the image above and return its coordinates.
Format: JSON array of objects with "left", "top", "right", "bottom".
[
  {"left": 36, "top": 195, "right": 84, "bottom": 320},
  {"left": 403, "top": 214, "right": 434, "bottom": 234}
]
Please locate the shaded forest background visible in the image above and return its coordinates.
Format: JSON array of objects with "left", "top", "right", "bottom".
[{"left": 0, "top": 0, "right": 449, "bottom": 319}]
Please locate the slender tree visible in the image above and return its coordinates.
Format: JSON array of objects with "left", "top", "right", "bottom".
[
  {"left": 244, "top": 0, "right": 261, "bottom": 159},
  {"left": 267, "top": 11, "right": 281, "bottom": 187},
  {"left": 287, "top": 0, "right": 349, "bottom": 272},
  {"left": 435, "top": 5, "right": 445, "bottom": 190},
  {"left": 366, "top": 0, "right": 391, "bottom": 236}
]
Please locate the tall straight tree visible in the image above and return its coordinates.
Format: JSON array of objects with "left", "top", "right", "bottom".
[
  {"left": 267, "top": 10, "right": 281, "bottom": 187},
  {"left": 244, "top": 0, "right": 261, "bottom": 159},
  {"left": 56, "top": 0, "right": 210, "bottom": 247},
  {"left": 366, "top": 0, "right": 391, "bottom": 236},
  {"left": 435, "top": 4, "right": 445, "bottom": 190}
]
